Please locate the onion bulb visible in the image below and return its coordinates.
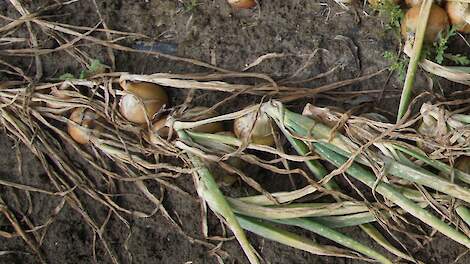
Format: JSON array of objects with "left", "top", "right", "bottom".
[
  {"left": 119, "top": 81, "right": 168, "bottom": 124},
  {"left": 446, "top": 2, "right": 470, "bottom": 33},
  {"left": 404, "top": 0, "right": 421, "bottom": 7},
  {"left": 68, "top": 108, "right": 101, "bottom": 144},
  {"left": 401, "top": 4, "right": 449, "bottom": 43},
  {"left": 416, "top": 118, "right": 439, "bottom": 152},
  {"left": 227, "top": 0, "right": 256, "bottom": 9},
  {"left": 148, "top": 107, "right": 224, "bottom": 144},
  {"left": 234, "top": 110, "right": 274, "bottom": 146}
]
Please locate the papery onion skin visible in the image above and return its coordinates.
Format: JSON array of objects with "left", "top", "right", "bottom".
[
  {"left": 119, "top": 82, "right": 168, "bottom": 124},
  {"left": 68, "top": 108, "right": 100, "bottom": 144},
  {"left": 122, "top": 82, "right": 168, "bottom": 100},
  {"left": 401, "top": 4, "right": 449, "bottom": 43},
  {"left": 233, "top": 110, "right": 275, "bottom": 146}
]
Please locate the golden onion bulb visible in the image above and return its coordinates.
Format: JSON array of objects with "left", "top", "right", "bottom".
[
  {"left": 446, "top": 2, "right": 470, "bottom": 33},
  {"left": 67, "top": 108, "right": 101, "bottom": 144},
  {"left": 227, "top": 0, "right": 256, "bottom": 9},
  {"left": 233, "top": 110, "right": 274, "bottom": 146},
  {"left": 119, "top": 82, "right": 168, "bottom": 124},
  {"left": 404, "top": 0, "right": 422, "bottom": 7},
  {"left": 401, "top": 4, "right": 449, "bottom": 43}
]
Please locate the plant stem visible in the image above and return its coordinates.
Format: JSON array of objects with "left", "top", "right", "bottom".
[
  {"left": 285, "top": 135, "right": 339, "bottom": 189},
  {"left": 313, "top": 142, "right": 470, "bottom": 248},
  {"left": 237, "top": 185, "right": 317, "bottom": 205},
  {"left": 359, "top": 224, "right": 421, "bottom": 263},
  {"left": 456, "top": 206, "right": 470, "bottom": 227},
  {"left": 312, "top": 212, "right": 378, "bottom": 228},
  {"left": 236, "top": 215, "right": 360, "bottom": 259},
  {"left": 229, "top": 198, "right": 371, "bottom": 219},
  {"left": 393, "top": 144, "right": 470, "bottom": 184},
  {"left": 272, "top": 218, "right": 393, "bottom": 264},
  {"left": 384, "top": 156, "right": 470, "bottom": 203},
  {"left": 279, "top": 112, "right": 413, "bottom": 261},
  {"left": 453, "top": 114, "right": 470, "bottom": 124},
  {"left": 397, "top": 0, "right": 433, "bottom": 121},
  {"left": 176, "top": 130, "right": 260, "bottom": 264}
]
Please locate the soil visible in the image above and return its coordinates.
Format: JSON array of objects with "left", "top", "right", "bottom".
[{"left": 1, "top": 0, "right": 469, "bottom": 264}]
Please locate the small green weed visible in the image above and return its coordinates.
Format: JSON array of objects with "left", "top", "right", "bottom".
[
  {"left": 384, "top": 51, "right": 409, "bottom": 80},
  {"left": 444, "top": 54, "right": 470, "bottom": 65},
  {"left": 183, "top": 0, "right": 200, "bottom": 13},
  {"left": 375, "top": 0, "right": 404, "bottom": 34},
  {"left": 433, "top": 26, "right": 470, "bottom": 65},
  {"left": 58, "top": 59, "right": 107, "bottom": 80}
]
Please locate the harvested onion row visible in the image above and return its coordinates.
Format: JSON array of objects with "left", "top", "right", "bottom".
[{"left": 3, "top": 71, "right": 470, "bottom": 264}]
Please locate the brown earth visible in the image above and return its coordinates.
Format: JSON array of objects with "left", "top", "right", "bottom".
[{"left": 0, "top": 0, "right": 469, "bottom": 264}]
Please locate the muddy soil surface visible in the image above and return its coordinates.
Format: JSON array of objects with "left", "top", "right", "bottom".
[{"left": 1, "top": 0, "right": 469, "bottom": 263}]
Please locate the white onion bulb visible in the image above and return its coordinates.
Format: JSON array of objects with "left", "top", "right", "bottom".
[
  {"left": 119, "top": 82, "right": 168, "bottom": 124},
  {"left": 234, "top": 110, "right": 274, "bottom": 146}
]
